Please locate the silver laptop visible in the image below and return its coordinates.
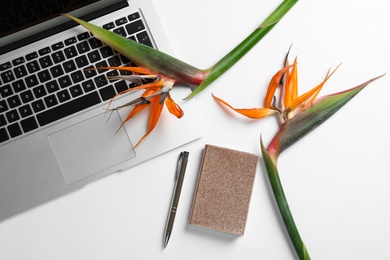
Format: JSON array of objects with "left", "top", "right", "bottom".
[{"left": 0, "top": 0, "right": 205, "bottom": 222}]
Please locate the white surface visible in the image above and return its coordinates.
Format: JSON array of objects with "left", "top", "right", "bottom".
[{"left": 1, "top": 0, "right": 390, "bottom": 259}]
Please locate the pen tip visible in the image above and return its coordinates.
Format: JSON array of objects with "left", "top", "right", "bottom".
[{"left": 163, "top": 232, "right": 171, "bottom": 249}]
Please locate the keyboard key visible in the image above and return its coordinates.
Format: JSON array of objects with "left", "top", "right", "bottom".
[
  {"left": 21, "top": 116, "right": 38, "bottom": 133},
  {"left": 44, "top": 94, "right": 58, "bottom": 108},
  {"left": 26, "top": 60, "right": 40, "bottom": 73},
  {"left": 115, "top": 81, "right": 128, "bottom": 93},
  {"left": 6, "top": 109, "right": 20, "bottom": 122},
  {"left": 95, "top": 61, "right": 108, "bottom": 73},
  {"left": 57, "top": 89, "right": 71, "bottom": 103},
  {"left": 87, "top": 50, "right": 101, "bottom": 63},
  {"left": 19, "top": 104, "right": 33, "bottom": 118},
  {"left": 103, "top": 22, "right": 115, "bottom": 30},
  {"left": 76, "top": 41, "right": 90, "bottom": 54},
  {"left": 77, "top": 32, "right": 90, "bottom": 41},
  {"left": 113, "top": 27, "right": 127, "bottom": 37},
  {"left": 94, "top": 75, "right": 108, "bottom": 88},
  {"left": 128, "top": 12, "right": 140, "bottom": 21},
  {"left": 8, "top": 122, "right": 22, "bottom": 138},
  {"left": 89, "top": 38, "right": 102, "bottom": 49},
  {"left": 7, "top": 96, "right": 21, "bottom": 108},
  {"left": 58, "top": 75, "right": 72, "bottom": 88},
  {"left": 0, "top": 114, "right": 6, "bottom": 127},
  {"left": 83, "top": 66, "right": 97, "bottom": 79},
  {"left": 38, "top": 47, "right": 51, "bottom": 56},
  {"left": 126, "top": 20, "right": 145, "bottom": 35},
  {"left": 64, "top": 46, "right": 78, "bottom": 59},
  {"left": 52, "top": 51, "right": 65, "bottom": 63},
  {"left": 39, "top": 56, "right": 53, "bottom": 68},
  {"left": 52, "top": 42, "right": 64, "bottom": 51},
  {"left": 12, "top": 57, "right": 25, "bottom": 66},
  {"left": 45, "top": 80, "right": 59, "bottom": 93},
  {"left": 115, "top": 17, "right": 127, "bottom": 26},
  {"left": 37, "top": 92, "right": 101, "bottom": 126},
  {"left": 31, "top": 99, "right": 45, "bottom": 113},
  {"left": 25, "top": 52, "right": 38, "bottom": 61},
  {"left": 0, "top": 100, "right": 8, "bottom": 113},
  {"left": 12, "top": 79, "right": 26, "bottom": 93},
  {"left": 20, "top": 89, "right": 34, "bottom": 103},
  {"left": 0, "top": 128, "right": 10, "bottom": 143},
  {"left": 100, "top": 46, "right": 114, "bottom": 58},
  {"left": 37, "top": 70, "right": 51, "bottom": 83},
  {"left": 137, "top": 31, "right": 153, "bottom": 47},
  {"left": 108, "top": 56, "right": 122, "bottom": 67},
  {"left": 75, "top": 55, "right": 89, "bottom": 68},
  {"left": 82, "top": 80, "right": 96, "bottom": 93},
  {"left": 64, "top": 37, "right": 77, "bottom": 46},
  {"left": 99, "top": 86, "right": 116, "bottom": 101},
  {"left": 50, "top": 65, "right": 64, "bottom": 78},
  {"left": 70, "top": 71, "right": 84, "bottom": 83},
  {"left": 107, "top": 70, "right": 119, "bottom": 79},
  {"left": 14, "top": 65, "right": 28, "bottom": 78},
  {"left": 0, "top": 62, "right": 12, "bottom": 71},
  {"left": 63, "top": 60, "right": 76, "bottom": 73},
  {"left": 0, "top": 84, "right": 13, "bottom": 98},
  {"left": 70, "top": 85, "right": 83, "bottom": 98},
  {"left": 1, "top": 70, "right": 14, "bottom": 83},
  {"left": 33, "top": 85, "right": 47, "bottom": 98},
  {"left": 25, "top": 74, "right": 39, "bottom": 88}
]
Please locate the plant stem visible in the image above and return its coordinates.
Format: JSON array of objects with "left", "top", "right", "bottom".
[
  {"left": 261, "top": 139, "right": 310, "bottom": 260},
  {"left": 187, "top": 0, "right": 299, "bottom": 98}
]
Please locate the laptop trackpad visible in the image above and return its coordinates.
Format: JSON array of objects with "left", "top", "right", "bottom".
[{"left": 48, "top": 112, "right": 136, "bottom": 184}]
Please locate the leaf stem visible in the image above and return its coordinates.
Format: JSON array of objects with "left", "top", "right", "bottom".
[{"left": 261, "top": 138, "right": 310, "bottom": 260}]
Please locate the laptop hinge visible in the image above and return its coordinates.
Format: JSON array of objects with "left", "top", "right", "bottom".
[{"left": 0, "top": 0, "right": 128, "bottom": 55}]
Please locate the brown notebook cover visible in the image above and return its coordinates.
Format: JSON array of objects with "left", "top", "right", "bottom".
[{"left": 189, "top": 144, "right": 258, "bottom": 236}]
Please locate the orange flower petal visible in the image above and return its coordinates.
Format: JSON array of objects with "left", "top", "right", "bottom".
[
  {"left": 165, "top": 94, "right": 184, "bottom": 118},
  {"left": 213, "top": 94, "right": 275, "bottom": 119},
  {"left": 264, "top": 64, "right": 294, "bottom": 108},
  {"left": 284, "top": 57, "right": 298, "bottom": 107},
  {"left": 114, "top": 88, "right": 156, "bottom": 134},
  {"left": 133, "top": 95, "right": 164, "bottom": 149},
  {"left": 288, "top": 64, "right": 341, "bottom": 111}
]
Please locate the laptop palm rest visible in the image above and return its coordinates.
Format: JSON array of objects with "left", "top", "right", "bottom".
[{"left": 48, "top": 112, "right": 136, "bottom": 184}]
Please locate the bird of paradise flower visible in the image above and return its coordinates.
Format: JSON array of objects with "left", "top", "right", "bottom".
[
  {"left": 213, "top": 52, "right": 384, "bottom": 260},
  {"left": 94, "top": 66, "right": 184, "bottom": 148},
  {"left": 63, "top": 0, "right": 299, "bottom": 147}
]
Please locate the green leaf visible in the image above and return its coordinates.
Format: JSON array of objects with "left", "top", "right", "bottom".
[
  {"left": 267, "top": 75, "right": 384, "bottom": 159},
  {"left": 63, "top": 14, "right": 206, "bottom": 85}
]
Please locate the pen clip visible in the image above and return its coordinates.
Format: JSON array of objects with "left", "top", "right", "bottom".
[
  {"left": 174, "top": 151, "right": 187, "bottom": 181},
  {"left": 174, "top": 152, "right": 182, "bottom": 180}
]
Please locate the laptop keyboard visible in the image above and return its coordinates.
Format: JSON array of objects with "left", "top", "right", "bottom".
[{"left": 0, "top": 11, "right": 154, "bottom": 144}]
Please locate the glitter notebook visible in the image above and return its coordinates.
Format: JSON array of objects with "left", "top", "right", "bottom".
[{"left": 189, "top": 144, "right": 258, "bottom": 236}]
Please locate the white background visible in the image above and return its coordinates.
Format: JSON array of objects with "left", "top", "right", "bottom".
[{"left": 1, "top": 0, "right": 390, "bottom": 259}]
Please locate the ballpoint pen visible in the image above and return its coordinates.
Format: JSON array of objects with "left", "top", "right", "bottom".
[{"left": 163, "top": 151, "right": 189, "bottom": 249}]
